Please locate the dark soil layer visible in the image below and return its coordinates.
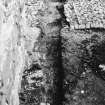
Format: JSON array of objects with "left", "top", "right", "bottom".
[{"left": 61, "top": 28, "right": 105, "bottom": 105}]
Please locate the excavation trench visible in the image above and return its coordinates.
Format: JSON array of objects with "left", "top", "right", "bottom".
[
  {"left": 19, "top": 0, "right": 105, "bottom": 105},
  {"left": 19, "top": 22, "right": 105, "bottom": 105}
]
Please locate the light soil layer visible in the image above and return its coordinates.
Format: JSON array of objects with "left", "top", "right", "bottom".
[
  {"left": 61, "top": 28, "right": 105, "bottom": 105},
  {"left": 19, "top": 0, "right": 63, "bottom": 105}
]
